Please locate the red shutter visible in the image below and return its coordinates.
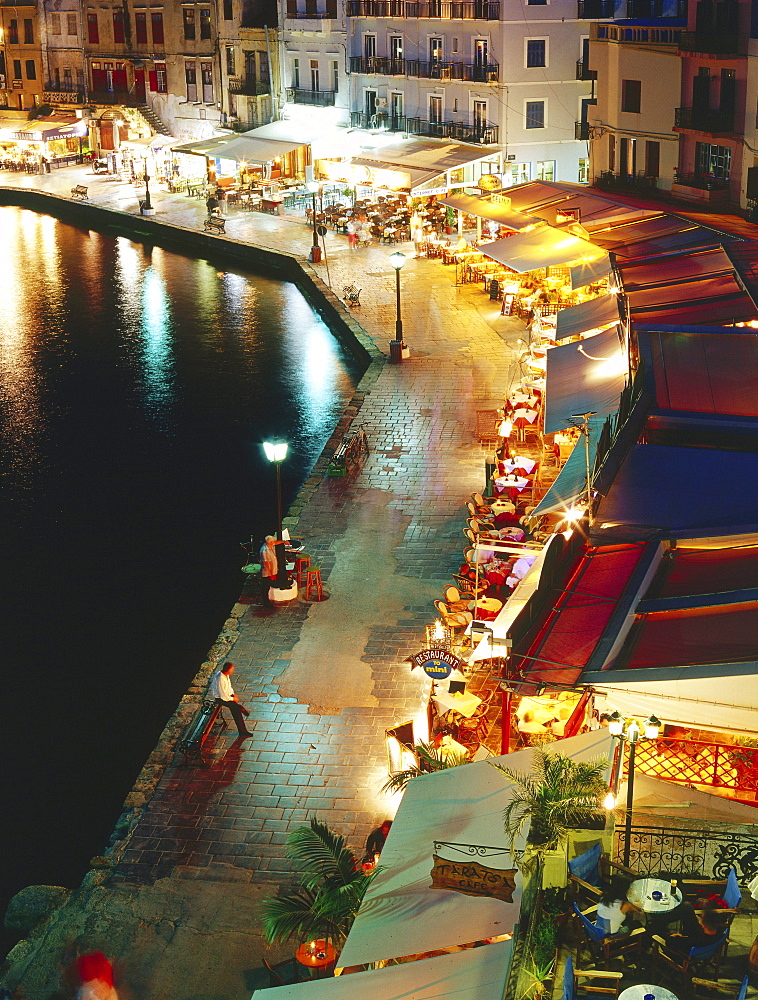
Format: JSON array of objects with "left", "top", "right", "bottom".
[
  {"left": 151, "top": 12, "right": 164, "bottom": 44},
  {"left": 148, "top": 70, "right": 158, "bottom": 91}
]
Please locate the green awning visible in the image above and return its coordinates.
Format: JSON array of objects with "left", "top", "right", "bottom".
[{"left": 532, "top": 416, "right": 606, "bottom": 516}]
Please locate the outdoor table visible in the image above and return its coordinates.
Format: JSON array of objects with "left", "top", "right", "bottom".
[
  {"left": 438, "top": 734, "right": 469, "bottom": 759},
  {"left": 501, "top": 456, "right": 537, "bottom": 475},
  {"left": 433, "top": 689, "right": 482, "bottom": 718},
  {"left": 490, "top": 500, "right": 516, "bottom": 514},
  {"left": 473, "top": 596, "right": 503, "bottom": 620},
  {"left": 494, "top": 475, "right": 529, "bottom": 494},
  {"left": 512, "top": 408, "right": 539, "bottom": 425},
  {"left": 619, "top": 987, "right": 678, "bottom": 1000},
  {"left": 295, "top": 939, "right": 337, "bottom": 978},
  {"left": 628, "top": 879, "right": 683, "bottom": 914}
]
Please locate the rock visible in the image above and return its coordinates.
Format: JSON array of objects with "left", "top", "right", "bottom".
[{"left": 5, "top": 885, "right": 70, "bottom": 933}]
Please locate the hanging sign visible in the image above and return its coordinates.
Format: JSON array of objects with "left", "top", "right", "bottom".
[
  {"left": 431, "top": 855, "right": 517, "bottom": 902},
  {"left": 408, "top": 647, "right": 464, "bottom": 679},
  {"left": 478, "top": 173, "right": 503, "bottom": 193}
]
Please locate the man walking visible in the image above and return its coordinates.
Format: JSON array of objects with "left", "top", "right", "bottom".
[{"left": 209, "top": 661, "right": 253, "bottom": 739}]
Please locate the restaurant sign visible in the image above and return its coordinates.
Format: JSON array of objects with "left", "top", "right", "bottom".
[
  {"left": 478, "top": 173, "right": 503, "bottom": 192},
  {"left": 408, "top": 647, "right": 465, "bottom": 679},
  {"left": 431, "top": 855, "right": 517, "bottom": 902}
]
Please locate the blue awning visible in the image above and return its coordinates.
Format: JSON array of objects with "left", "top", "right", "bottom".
[
  {"left": 532, "top": 417, "right": 606, "bottom": 516},
  {"left": 544, "top": 327, "right": 628, "bottom": 434}
]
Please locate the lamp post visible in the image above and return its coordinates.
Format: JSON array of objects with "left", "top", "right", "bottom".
[
  {"left": 143, "top": 169, "right": 152, "bottom": 212},
  {"left": 389, "top": 251, "right": 407, "bottom": 362},
  {"left": 262, "top": 440, "right": 289, "bottom": 591},
  {"left": 306, "top": 180, "right": 322, "bottom": 263},
  {"left": 607, "top": 712, "right": 661, "bottom": 867}
]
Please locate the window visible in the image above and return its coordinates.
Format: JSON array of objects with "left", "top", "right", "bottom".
[
  {"left": 525, "top": 100, "right": 544, "bottom": 128},
  {"left": 67, "top": 12, "right": 77, "bottom": 35},
  {"left": 474, "top": 99, "right": 487, "bottom": 127},
  {"left": 113, "top": 10, "right": 125, "bottom": 43},
  {"left": 430, "top": 37, "right": 443, "bottom": 62},
  {"left": 364, "top": 34, "right": 376, "bottom": 58},
  {"left": 331, "top": 59, "right": 338, "bottom": 92},
  {"left": 51, "top": 13, "right": 61, "bottom": 36},
  {"left": 310, "top": 59, "right": 319, "bottom": 91},
  {"left": 293, "top": 58, "right": 299, "bottom": 89},
  {"left": 155, "top": 62, "right": 167, "bottom": 92},
  {"left": 224, "top": 0, "right": 233, "bottom": 16},
  {"left": 621, "top": 79, "right": 641, "bottom": 114},
  {"left": 527, "top": 0, "right": 547, "bottom": 6},
  {"left": 578, "top": 157, "right": 589, "bottom": 183},
  {"left": 9, "top": 19, "right": 18, "bottom": 44},
  {"left": 13, "top": 59, "right": 21, "bottom": 80},
  {"left": 608, "top": 133, "right": 615, "bottom": 172},
  {"left": 183, "top": 9, "right": 196, "bottom": 39},
  {"left": 391, "top": 91, "right": 403, "bottom": 118},
  {"left": 24, "top": 19, "right": 33, "bottom": 43},
  {"left": 526, "top": 39, "right": 546, "bottom": 67},
  {"left": 645, "top": 140, "right": 660, "bottom": 178},
  {"left": 201, "top": 61, "right": 212, "bottom": 100},
  {"left": 87, "top": 12, "right": 98, "bottom": 44},
  {"left": 536, "top": 160, "right": 555, "bottom": 180},
  {"left": 135, "top": 11, "right": 147, "bottom": 42},
  {"left": 25, "top": 59, "right": 36, "bottom": 79},
  {"left": 391, "top": 35, "right": 403, "bottom": 59},
  {"left": 695, "top": 141, "right": 731, "bottom": 179},
  {"left": 226, "top": 46, "right": 235, "bottom": 75},
  {"left": 503, "top": 162, "right": 530, "bottom": 186},
  {"left": 259, "top": 50, "right": 269, "bottom": 83},
  {"left": 151, "top": 11, "right": 164, "bottom": 44},
  {"left": 429, "top": 94, "right": 442, "bottom": 123},
  {"left": 185, "top": 61, "right": 197, "bottom": 100},
  {"left": 200, "top": 8, "right": 211, "bottom": 38}
]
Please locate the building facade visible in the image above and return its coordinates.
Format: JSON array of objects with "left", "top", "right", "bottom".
[{"left": 0, "top": 0, "right": 44, "bottom": 110}]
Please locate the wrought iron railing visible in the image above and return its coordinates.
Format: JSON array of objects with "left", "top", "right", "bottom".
[
  {"left": 349, "top": 110, "right": 498, "bottom": 143},
  {"left": 615, "top": 825, "right": 758, "bottom": 882},
  {"left": 285, "top": 87, "right": 336, "bottom": 105},
  {"left": 347, "top": 0, "right": 500, "bottom": 14},
  {"left": 629, "top": 737, "right": 758, "bottom": 796},
  {"left": 674, "top": 106, "right": 736, "bottom": 133},
  {"left": 575, "top": 121, "right": 590, "bottom": 140},
  {"left": 576, "top": 60, "right": 597, "bottom": 80},
  {"left": 88, "top": 89, "right": 139, "bottom": 107},
  {"left": 228, "top": 77, "right": 271, "bottom": 96},
  {"left": 578, "top": 0, "right": 616, "bottom": 16},
  {"left": 625, "top": 0, "right": 663, "bottom": 15},
  {"left": 673, "top": 171, "right": 730, "bottom": 191},
  {"left": 678, "top": 30, "right": 740, "bottom": 53},
  {"left": 349, "top": 56, "right": 498, "bottom": 81}
]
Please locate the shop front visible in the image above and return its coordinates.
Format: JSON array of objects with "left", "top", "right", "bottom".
[{"left": 0, "top": 117, "right": 88, "bottom": 169}]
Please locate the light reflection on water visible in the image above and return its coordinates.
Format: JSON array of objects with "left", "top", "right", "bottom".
[{"left": 0, "top": 206, "right": 363, "bottom": 942}]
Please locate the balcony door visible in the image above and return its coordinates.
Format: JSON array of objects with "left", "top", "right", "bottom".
[
  {"left": 246, "top": 52, "right": 256, "bottom": 86},
  {"left": 201, "top": 62, "right": 213, "bottom": 102},
  {"left": 391, "top": 91, "right": 403, "bottom": 126},
  {"left": 310, "top": 60, "right": 319, "bottom": 92},
  {"left": 391, "top": 35, "right": 403, "bottom": 73},
  {"left": 429, "top": 94, "right": 443, "bottom": 133},
  {"left": 692, "top": 66, "right": 710, "bottom": 113},
  {"left": 365, "top": 89, "right": 377, "bottom": 119}
]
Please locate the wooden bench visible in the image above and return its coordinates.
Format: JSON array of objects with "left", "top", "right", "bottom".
[
  {"left": 204, "top": 215, "right": 226, "bottom": 235},
  {"left": 71, "top": 185, "right": 88, "bottom": 200},
  {"left": 327, "top": 426, "right": 369, "bottom": 477},
  {"left": 178, "top": 699, "right": 226, "bottom": 765},
  {"left": 343, "top": 284, "right": 362, "bottom": 306}
]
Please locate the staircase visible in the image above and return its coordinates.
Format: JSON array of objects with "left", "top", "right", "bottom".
[{"left": 137, "top": 104, "right": 172, "bottom": 137}]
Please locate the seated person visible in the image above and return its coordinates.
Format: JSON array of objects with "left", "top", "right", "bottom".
[
  {"left": 597, "top": 883, "right": 642, "bottom": 936},
  {"left": 517, "top": 710, "right": 548, "bottom": 735},
  {"left": 506, "top": 551, "right": 538, "bottom": 590},
  {"left": 665, "top": 901, "right": 727, "bottom": 954},
  {"left": 365, "top": 820, "right": 392, "bottom": 861}
]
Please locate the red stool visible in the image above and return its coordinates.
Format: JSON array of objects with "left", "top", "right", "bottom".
[
  {"left": 304, "top": 567, "right": 324, "bottom": 601},
  {"left": 295, "top": 554, "right": 311, "bottom": 587}
]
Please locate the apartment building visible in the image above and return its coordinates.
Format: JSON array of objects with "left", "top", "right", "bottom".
[
  {"left": 0, "top": 0, "right": 44, "bottom": 110},
  {"left": 218, "top": 0, "right": 279, "bottom": 130},
  {"left": 42, "top": 0, "right": 87, "bottom": 103},
  {"left": 344, "top": 0, "right": 598, "bottom": 186}
]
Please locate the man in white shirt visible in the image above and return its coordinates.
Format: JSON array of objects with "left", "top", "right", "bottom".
[
  {"left": 506, "top": 551, "right": 538, "bottom": 590},
  {"left": 209, "top": 661, "right": 253, "bottom": 739}
]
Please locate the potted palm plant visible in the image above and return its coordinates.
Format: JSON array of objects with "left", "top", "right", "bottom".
[
  {"left": 381, "top": 740, "right": 471, "bottom": 795},
  {"left": 260, "top": 819, "right": 375, "bottom": 949}
]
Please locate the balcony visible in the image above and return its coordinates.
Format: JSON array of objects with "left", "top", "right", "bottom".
[
  {"left": 350, "top": 109, "right": 498, "bottom": 143},
  {"left": 575, "top": 120, "right": 590, "bottom": 140},
  {"left": 577, "top": 0, "right": 616, "bottom": 16},
  {"left": 576, "top": 60, "right": 597, "bottom": 80},
  {"left": 228, "top": 77, "right": 271, "bottom": 97},
  {"left": 674, "top": 105, "right": 736, "bottom": 133},
  {"left": 285, "top": 87, "right": 336, "bottom": 105},
  {"left": 678, "top": 30, "right": 741, "bottom": 53},
  {"left": 349, "top": 56, "right": 499, "bottom": 82},
  {"left": 625, "top": 0, "right": 663, "bottom": 15},
  {"left": 593, "top": 21, "right": 683, "bottom": 44},
  {"left": 347, "top": 0, "right": 500, "bottom": 16},
  {"left": 43, "top": 83, "right": 85, "bottom": 103},
  {"left": 671, "top": 170, "right": 731, "bottom": 204}
]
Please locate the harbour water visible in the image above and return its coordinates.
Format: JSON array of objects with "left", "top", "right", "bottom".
[{"left": 0, "top": 206, "right": 363, "bottom": 956}]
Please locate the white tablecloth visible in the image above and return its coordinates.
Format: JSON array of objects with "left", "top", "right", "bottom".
[
  {"left": 628, "top": 879, "right": 682, "bottom": 914},
  {"left": 433, "top": 690, "right": 482, "bottom": 718}
]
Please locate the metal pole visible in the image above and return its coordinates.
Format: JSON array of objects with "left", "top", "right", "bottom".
[
  {"left": 623, "top": 737, "right": 636, "bottom": 868},
  {"left": 311, "top": 191, "right": 319, "bottom": 250},
  {"left": 395, "top": 266, "right": 403, "bottom": 341},
  {"left": 274, "top": 460, "right": 287, "bottom": 589},
  {"left": 583, "top": 413, "right": 591, "bottom": 509},
  {"left": 500, "top": 685, "right": 512, "bottom": 755},
  {"left": 143, "top": 171, "right": 152, "bottom": 211}
]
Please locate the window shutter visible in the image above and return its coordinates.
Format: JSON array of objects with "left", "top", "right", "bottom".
[{"left": 148, "top": 70, "right": 158, "bottom": 91}]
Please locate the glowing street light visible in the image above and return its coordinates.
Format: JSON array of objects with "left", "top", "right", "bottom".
[
  {"left": 263, "top": 440, "right": 289, "bottom": 590},
  {"left": 608, "top": 712, "right": 661, "bottom": 866},
  {"left": 306, "top": 180, "right": 322, "bottom": 263},
  {"left": 389, "top": 251, "right": 407, "bottom": 362}
]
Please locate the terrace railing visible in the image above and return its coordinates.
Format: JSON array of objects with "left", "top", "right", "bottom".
[
  {"left": 614, "top": 824, "right": 758, "bottom": 882},
  {"left": 629, "top": 737, "right": 758, "bottom": 797}
]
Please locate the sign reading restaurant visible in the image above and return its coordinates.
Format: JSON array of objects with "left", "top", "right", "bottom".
[
  {"left": 431, "top": 855, "right": 517, "bottom": 902},
  {"left": 408, "top": 647, "right": 465, "bottom": 679}
]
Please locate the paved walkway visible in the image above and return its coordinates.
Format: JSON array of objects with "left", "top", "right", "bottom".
[{"left": 0, "top": 165, "right": 528, "bottom": 1000}]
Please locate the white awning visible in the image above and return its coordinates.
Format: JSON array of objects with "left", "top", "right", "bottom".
[
  {"left": 240, "top": 120, "right": 348, "bottom": 157},
  {"left": 172, "top": 134, "right": 304, "bottom": 163},
  {"left": 543, "top": 327, "right": 627, "bottom": 434},
  {"left": 480, "top": 228, "right": 604, "bottom": 273},
  {"left": 570, "top": 254, "right": 612, "bottom": 289},
  {"left": 347, "top": 138, "right": 502, "bottom": 193},
  {"left": 252, "top": 941, "right": 512, "bottom": 1000},
  {"left": 555, "top": 294, "right": 621, "bottom": 341},
  {"left": 439, "top": 193, "right": 541, "bottom": 232},
  {"left": 338, "top": 729, "right": 614, "bottom": 968}
]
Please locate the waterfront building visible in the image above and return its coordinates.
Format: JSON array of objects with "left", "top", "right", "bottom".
[
  {"left": 0, "top": 0, "right": 44, "bottom": 110},
  {"left": 41, "top": 0, "right": 87, "bottom": 105},
  {"left": 219, "top": 0, "right": 279, "bottom": 131}
]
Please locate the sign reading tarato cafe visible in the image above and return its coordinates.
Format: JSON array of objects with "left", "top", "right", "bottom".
[
  {"left": 431, "top": 855, "right": 517, "bottom": 902},
  {"left": 408, "top": 647, "right": 465, "bottom": 680}
]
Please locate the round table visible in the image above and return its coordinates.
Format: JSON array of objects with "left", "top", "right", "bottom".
[
  {"left": 628, "top": 878, "right": 683, "bottom": 913},
  {"left": 474, "top": 597, "right": 503, "bottom": 619},
  {"left": 619, "top": 986, "right": 678, "bottom": 1000},
  {"left": 295, "top": 940, "right": 337, "bottom": 977}
]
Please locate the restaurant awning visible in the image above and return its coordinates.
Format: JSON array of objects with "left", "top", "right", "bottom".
[
  {"left": 172, "top": 134, "right": 304, "bottom": 164},
  {"left": 531, "top": 416, "right": 605, "bottom": 516},
  {"left": 337, "top": 730, "right": 614, "bottom": 969},
  {"left": 348, "top": 138, "right": 502, "bottom": 194},
  {"left": 543, "top": 327, "right": 627, "bottom": 434},
  {"left": 7, "top": 119, "right": 87, "bottom": 142},
  {"left": 555, "top": 294, "right": 621, "bottom": 341},
  {"left": 438, "top": 193, "right": 541, "bottom": 232},
  {"left": 480, "top": 227, "right": 603, "bottom": 273},
  {"left": 570, "top": 254, "right": 612, "bottom": 289},
  {"left": 252, "top": 941, "right": 512, "bottom": 1000}
]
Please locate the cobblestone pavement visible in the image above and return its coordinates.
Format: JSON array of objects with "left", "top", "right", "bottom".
[{"left": 0, "top": 166, "right": 528, "bottom": 997}]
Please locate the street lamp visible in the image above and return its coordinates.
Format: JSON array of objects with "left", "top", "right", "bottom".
[
  {"left": 143, "top": 168, "right": 152, "bottom": 213},
  {"left": 306, "top": 180, "right": 322, "bottom": 263},
  {"left": 607, "top": 712, "right": 661, "bottom": 866},
  {"left": 262, "top": 440, "right": 289, "bottom": 591},
  {"left": 389, "top": 251, "right": 407, "bottom": 362}
]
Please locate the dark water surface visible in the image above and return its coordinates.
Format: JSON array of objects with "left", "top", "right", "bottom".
[{"left": 0, "top": 207, "right": 363, "bottom": 955}]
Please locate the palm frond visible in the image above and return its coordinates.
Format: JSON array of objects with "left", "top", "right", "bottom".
[
  {"left": 260, "top": 884, "right": 322, "bottom": 944},
  {"left": 381, "top": 742, "right": 470, "bottom": 794},
  {"left": 286, "top": 818, "right": 359, "bottom": 890}
]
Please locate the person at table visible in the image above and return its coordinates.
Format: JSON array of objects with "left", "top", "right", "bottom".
[
  {"left": 597, "top": 883, "right": 642, "bottom": 935},
  {"left": 506, "top": 551, "right": 538, "bottom": 590},
  {"left": 664, "top": 901, "right": 726, "bottom": 954}
]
